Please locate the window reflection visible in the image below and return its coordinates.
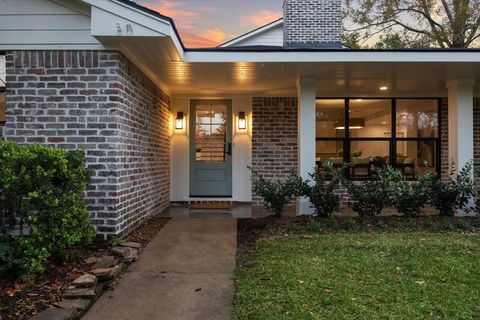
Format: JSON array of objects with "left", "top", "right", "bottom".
[
  {"left": 396, "top": 100, "right": 438, "bottom": 138},
  {"left": 195, "top": 105, "right": 227, "bottom": 162},
  {"left": 316, "top": 99, "right": 345, "bottom": 138},
  {"left": 396, "top": 141, "right": 436, "bottom": 178}
]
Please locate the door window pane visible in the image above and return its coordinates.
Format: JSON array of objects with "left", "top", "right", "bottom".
[
  {"left": 316, "top": 99, "right": 345, "bottom": 138},
  {"left": 396, "top": 99, "right": 438, "bottom": 138},
  {"left": 349, "top": 140, "right": 390, "bottom": 178},
  {"left": 349, "top": 99, "right": 391, "bottom": 138},
  {"left": 396, "top": 141, "right": 437, "bottom": 178},
  {"left": 195, "top": 104, "right": 226, "bottom": 162},
  {"left": 0, "top": 54, "right": 5, "bottom": 87}
]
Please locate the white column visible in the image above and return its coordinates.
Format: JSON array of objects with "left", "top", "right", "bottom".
[
  {"left": 297, "top": 77, "right": 317, "bottom": 215},
  {"left": 447, "top": 79, "right": 475, "bottom": 173}
]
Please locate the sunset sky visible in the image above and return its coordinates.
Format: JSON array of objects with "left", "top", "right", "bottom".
[{"left": 138, "top": 0, "right": 284, "bottom": 47}]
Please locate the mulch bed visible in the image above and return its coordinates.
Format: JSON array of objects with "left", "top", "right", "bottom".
[
  {"left": 123, "top": 216, "right": 170, "bottom": 247},
  {"left": 237, "top": 215, "right": 480, "bottom": 253},
  {"left": 0, "top": 215, "right": 171, "bottom": 320}
]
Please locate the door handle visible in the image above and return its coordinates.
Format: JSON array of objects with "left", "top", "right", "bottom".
[{"left": 225, "top": 143, "right": 232, "bottom": 156}]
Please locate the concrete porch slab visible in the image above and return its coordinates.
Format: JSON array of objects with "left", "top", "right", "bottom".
[{"left": 82, "top": 217, "right": 237, "bottom": 320}]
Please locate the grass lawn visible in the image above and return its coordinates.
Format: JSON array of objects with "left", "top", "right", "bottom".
[{"left": 234, "top": 232, "right": 480, "bottom": 320}]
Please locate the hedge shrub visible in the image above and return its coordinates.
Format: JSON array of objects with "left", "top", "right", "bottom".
[
  {"left": 301, "top": 161, "right": 341, "bottom": 218},
  {"left": 249, "top": 167, "right": 302, "bottom": 216},
  {"left": 0, "top": 141, "right": 95, "bottom": 277}
]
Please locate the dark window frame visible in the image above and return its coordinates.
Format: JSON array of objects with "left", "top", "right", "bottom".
[{"left": 316, "top": 97, "right": 442, "bottom": 180}]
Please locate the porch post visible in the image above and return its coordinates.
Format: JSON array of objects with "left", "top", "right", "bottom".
[
  {"left": 297, "top": 77, "right": 317, "bottom": 215},
  {"left": 446, "top": 79, "right": 475, "bottom": 173}
]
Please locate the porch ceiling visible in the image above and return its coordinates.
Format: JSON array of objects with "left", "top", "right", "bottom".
[{"left": 120, "top": 46, "right": 480, "bottom": 97}]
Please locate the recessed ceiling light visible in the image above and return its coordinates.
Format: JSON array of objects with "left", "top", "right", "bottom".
[{"left": 379, "top": 86, "right": 388, "bottom": 91}]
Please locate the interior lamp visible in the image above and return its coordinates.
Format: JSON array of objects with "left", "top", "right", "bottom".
[
  {"left": 175, "top": 112, "right": 184, "bottom": 130},
  {"left": 238, "top": 111, "right": 247, "bottom": 130}
]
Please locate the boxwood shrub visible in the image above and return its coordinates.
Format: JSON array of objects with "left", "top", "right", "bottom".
[{"left": 0, "top": 141, "right": 95, "bottom": 277}]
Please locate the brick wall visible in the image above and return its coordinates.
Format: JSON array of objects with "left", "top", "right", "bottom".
[
  {"left": 473, "top": 98, "right": 480, "bottom": 186},
  {"left": 114, "top": 54, "right": 171, "bottom": 234},
  {"left": 440, "top": 98, "right": 449, "bottom": 180},
  {"left": 4, "top": 50, "right": 170, "bottom": 236},
  {"left": 440, "top": 97, "right": 480, "bottom": 185},
  {"left": 251, "top": 97, "right": 298, "bottom": 202},
  {"left": 283, "top": 0, "right": 342, "bottom": 48}
]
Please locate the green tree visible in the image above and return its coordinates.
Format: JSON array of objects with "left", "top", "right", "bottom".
[{"left": 344, "top": 0, "right": 480, "bottom": 48}]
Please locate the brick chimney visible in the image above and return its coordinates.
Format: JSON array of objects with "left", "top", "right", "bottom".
[{"left": 283, "top": 0, "right": 342, "bottom": 48}]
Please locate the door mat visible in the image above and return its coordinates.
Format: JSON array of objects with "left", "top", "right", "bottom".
[
  {"left": 189, "top": 211, "right": 232, "bottom": 217},
  {"left": 189, "top": 203, "right": 231, "bottom": 209}
]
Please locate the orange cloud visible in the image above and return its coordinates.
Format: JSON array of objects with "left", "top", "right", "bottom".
[
  {"left": 180, "top": 32, "right": 221, "bottom": 48},
  {"left": 243, "top": 9, "right": 282, "bottom": 27},
  {"left": 143, "top": 1, "right": 199, "bottom": 29},
  {"left": 203, "top": 28, "right": 228, "bottom": 43}
]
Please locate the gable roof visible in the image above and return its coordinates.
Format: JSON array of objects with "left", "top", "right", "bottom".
[
  {"left": 113, "top": 0, "right": 186, "bottom": 50},
  {"left": 219, "top": 18, "right": 283, "bottom": 48}
]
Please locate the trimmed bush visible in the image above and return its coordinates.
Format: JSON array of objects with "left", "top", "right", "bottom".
[
  {"left": 249, "top": 167, "right": 302, "bottom": 216},
  {"left": 378, "top": 166, "right": 436, "bottom": 217},
  {"left": 342, "top": 178, "right": 390, "bottom": 217},
  {"left": 0, "top": 141, "right": 95, "bottom": 277},
  {"left": 301, "top": 162, "right": 341, "bottom": 218},
  {"left": 430, "top": 161, "right": 475, "bottom": 216}
]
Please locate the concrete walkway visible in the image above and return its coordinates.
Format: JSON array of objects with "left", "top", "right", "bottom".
[{"left": 83, "top": 217, "right": 237, "bottom": 320}]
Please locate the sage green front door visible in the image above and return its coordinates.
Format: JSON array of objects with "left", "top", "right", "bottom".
[{"left": 190, "top": 99, "right": 232, "bottom": 197}]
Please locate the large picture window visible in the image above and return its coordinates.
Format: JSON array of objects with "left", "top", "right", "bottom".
[{"left": 316, "top": 98, "right": 440, "bottom": 179}]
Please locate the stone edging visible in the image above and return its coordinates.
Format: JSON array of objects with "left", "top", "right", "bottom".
[{"left": 31, "top": 242, "right": 142, "bottom": 320}]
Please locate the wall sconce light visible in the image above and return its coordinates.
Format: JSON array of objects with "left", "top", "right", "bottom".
[
  {"left": 175, "top": 112, "right": 184, "bottom": 130},
  {"left": 238, "top": 111, "right": 247, "bottom": 130}
]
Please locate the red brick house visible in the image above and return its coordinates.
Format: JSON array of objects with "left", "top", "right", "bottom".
[{"left": 0, "top": 0, "right": 479, "bottom": 236}]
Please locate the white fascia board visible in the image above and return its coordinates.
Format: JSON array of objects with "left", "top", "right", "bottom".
[
  {"left": 219, "top": 19, "right": 283, "bottom": 47},
  {"left": 81, "top": 0, "right": 184, "bottom": 58},
  {"left": 184, "top": 50, "right": 480, "bottom": 63}
]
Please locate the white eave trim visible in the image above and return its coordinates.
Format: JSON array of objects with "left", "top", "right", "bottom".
[
  {"left": 219, "top": 19, "right": 283, "bottom": 48},
  {"left": 184, "top": 50, "right": 480, "bottom": 63},
  {"left": 81, "top": 0, "right": 184, "bottom": 57}
]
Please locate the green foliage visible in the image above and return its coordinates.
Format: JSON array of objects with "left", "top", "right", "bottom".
[
  {"left": 344, "top": 0, "right": 480, "bottom": 48},
  {"left": 301, "top": 162, "right": 341, "bottom": 219},
  {"left": 235, "top": 233, "right": 480, "bottom": 319},
  {"left": 439, "top": 220, "right": 454, "bottom": 231},
  {"left": 249, "top": 167, "right": 302, "bottom": 217},
  {"left": 324, "top": 216, "right": 339, "bottom": 230},
  {"left": 0, "top": 141, "right": 95, "bottom": 277},
  {"left": 343, "top": 218, "right": 356, "bottom": 230},
  {"left": 110, "top": 235, "right": 121, "bottom": 247},
  {"left": 305, "top": 220, "right": 320, "bottom": 232},
  {"left": 430, "top": 161, "right": 475, "bottom": 216},
  {"left": 378, "top": 166, "right": 436, "bottom": 217},
  {"left": 341, "top": 172, "right": 390, "bottom": 217},
  {"left": 373, "top": 32, "right": 433, "bottom": 49},
  {"left": 454, "top": 219, "right": 470, "bottom": 230}
]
